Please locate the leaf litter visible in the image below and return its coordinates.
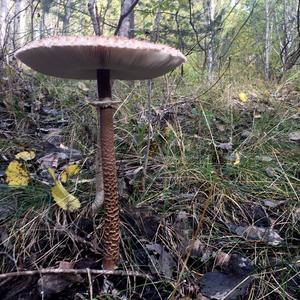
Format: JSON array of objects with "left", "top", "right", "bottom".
[{"left": 0, "top": 71, "right": 299, "bottom": 299}]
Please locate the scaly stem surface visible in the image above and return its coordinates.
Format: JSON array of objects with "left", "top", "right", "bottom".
[{"left": 96, "top": 69, "right": 120, "bottom": 270}]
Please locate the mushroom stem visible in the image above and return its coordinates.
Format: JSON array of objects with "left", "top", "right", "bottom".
[{"left": 96, "top": 69, "right": 120, "bottom": 270}]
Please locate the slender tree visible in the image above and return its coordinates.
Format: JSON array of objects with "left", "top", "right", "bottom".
[
  {"left": 205, "top": 0, "right": 216, "bottom": 83},
  {"left": 116, "top": 0, "right": 139, "bottom": 37},
  {"left": 264, "top": 0, "right": 271, "bottom": 81},
  {"left": 0, "top": 0, "right": 8, "bottom": 48},
  {"left": 0, "top": 0, "right": 8, "bottom": 77},
  {"left": 62, "top": 0, "right": 74, "bottom": 34}
]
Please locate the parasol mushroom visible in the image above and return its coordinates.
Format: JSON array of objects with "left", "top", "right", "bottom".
[{"left": 15, "top": 36, "right": 186, "bottom": 269}]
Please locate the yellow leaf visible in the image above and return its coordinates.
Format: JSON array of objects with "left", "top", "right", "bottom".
[
  {"left": 164, "top": 124, "right": 175, "bottom": 139},
  {"left": 60, "top": 164, "right": 80, "bottom": 183},
  {"left": 15, "top": 150, "right": 36, "bottom": 161},
  {"left": 5, "top": 160, "right": 29, "bottom": 186},
  {"left": 233, "top": 152, "right": 241, "bottom": 166},
  {"left": 48, "top": 168, "right": 81, "bottom": 211},
  {"left": 239, "top": 92, "right": 248, "bottom": 103},
  {"left": 297, "top": 107, "right": 300, "bottom": 113}
]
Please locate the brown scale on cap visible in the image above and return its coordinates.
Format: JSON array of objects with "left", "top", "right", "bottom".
[{"left": 15, "top": 36, "right": 186, "bottom": 270}]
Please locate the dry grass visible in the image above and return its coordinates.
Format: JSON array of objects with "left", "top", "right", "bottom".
[{"left": 0, "top": 68, "right": 299, "bottom": 299}]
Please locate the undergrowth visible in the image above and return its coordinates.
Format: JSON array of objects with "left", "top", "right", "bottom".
[{"left": 0, "top": 66, "right": 299, "bottom": 299}]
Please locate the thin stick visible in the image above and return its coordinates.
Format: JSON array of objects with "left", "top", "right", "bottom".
[
  {"left": 142, "top": 79, "right": 152, "bottom": 191},
  {"left": 87, "top": 268, "right": 93, "bottom": 300},
  {"left": 0, "top": 268, "right": 152, "bottom": 280}
]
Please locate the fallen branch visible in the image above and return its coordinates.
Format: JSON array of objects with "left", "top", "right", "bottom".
[{"left": 0, "top": 268, "right": 152, "bottom": 280}]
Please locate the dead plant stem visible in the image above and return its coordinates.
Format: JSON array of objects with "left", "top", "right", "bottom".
[{"left": 169, "top": 185, "right": 215, "bottom": 299}]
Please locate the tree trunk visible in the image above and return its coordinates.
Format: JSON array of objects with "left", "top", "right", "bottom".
[
  {"left": 62, "top": 0, "right": 73, "bottom": 35},
  {"left": 153, "top": 0, "right": 163, "bottom": 42},
  {"left": 13, "top": 0, "right": 26, "bottom": 49},
  {"left": 0, "top": 0, "right": 8, "bottom": 77},
  {"left": 87, "top": 0, "right": 100, "bottom": 36},
  {"left": 264, "top": 0, "right": 271, "bottom": 82},
  {"left": 118, "top": 0, "right": 135, "bottom": 37},
  {"left": 282, "top": 0, "right": 289, "bottom": 67},
  {"left": 39, "top": 6, "right": 46, "bottom": 38},
  {"left": 205, "top": 0, "right": 215, "bottom": 83},
  {"left": 0, "top": 0, "right": 8, "bottom": 48}
]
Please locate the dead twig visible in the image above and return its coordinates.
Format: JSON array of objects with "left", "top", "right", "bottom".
[{"left": 0, "top": 268, "right": 153, "bottom": 280}]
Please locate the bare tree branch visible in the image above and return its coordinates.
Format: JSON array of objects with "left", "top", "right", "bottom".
[{"left": 87, "top": 0, "right": 100, "bottom": 36}]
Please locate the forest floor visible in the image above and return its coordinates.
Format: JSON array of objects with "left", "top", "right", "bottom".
[{"left": 0, "top": 66, "right": 300, "bottom": 300}]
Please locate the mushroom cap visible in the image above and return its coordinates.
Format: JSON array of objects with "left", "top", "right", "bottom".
[{"left": 15, "top": 36, "right": 186, "bottom": 80}]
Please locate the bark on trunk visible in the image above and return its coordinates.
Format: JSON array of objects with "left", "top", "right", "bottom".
[
  {"left": 118, "top": 0, "right": 135, "bottom": 37},
  {"left": 205, "top": 0, "right": 215, "bottom": 83},
  {"left": 13, "top": 0, "right": 25, "bottom": 49},
  {"left": 0, "top": 0, "right": 8, "bottom": 77},
  {"left": 153, "top": 0, "right": 163, "bottom": 42},
  {"left": 87, "top": 0, "right": 100, "bottom": 36},
  {"left": 0, "top": 0, "right": 8, "bottom": 47},
  {"left": 282, "top": 0, "right": 289, "bottom": 66},
  {"left": 39, "top": 7, "right": 46, "bottom": 38},
  {"left": 62, "top": 0, "right": 73, "bottom": 34}
]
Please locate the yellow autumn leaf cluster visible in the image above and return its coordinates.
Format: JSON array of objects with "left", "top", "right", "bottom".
[
  {"left": 239, "top": 92, "right": 248, "bottom": 103},
  {"left": 48, "top": 168, "right": 81, "bottom": 212},
  {"left": 60, "top": 164, "right": 80, "bottom": 183},
  {"left": 5, "top": 160, "right": 29, "bottom": 186},
  {"left": 15, "top": 150, "right": 36, "bottom": 161}
]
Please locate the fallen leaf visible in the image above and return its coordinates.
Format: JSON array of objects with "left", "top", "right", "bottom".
[
  {"left": 48, "top": 168, "right": 81, "bottom": 211},
  {"left": 291, "top": 113, "right": 300, "bottom": 120},
  {"left": 253, "top": 113, "right": 261, "bottom": 119},
  {"left": 229, "top": 224, "right": 283, "bottom": 246},
  {"left": 38, "top": 272, "right": 83, "bottom": 298},
  {"left": 38, "top": 153, "right": 65, "bottom": 169},
  {"left": 173, "top": 211, "right": 194, "bottom": 255},
  {"left": 241, "top": 130, "right": 251, "bottom": 138},
  {"left": 265, "top": 167, "right": 276, "bottom": 177},
  {"left": 191, "top": 239, "right": 213, "bottom": 262},
  {"left": 60, "top": 164, "right": 80, "bottom": 183},
  {"left": 248, "top": 204, "right": 270, "bottom": 227},
  {"left": 216, "top": 123, "right": 226, "bottom": 132},
  {"left": 233, "top": 152, "right": 241, "bottom": 166},
  {"left": 214, "top": 253, "right": 253, "bottom": 275},
  {"left": 5, "top": 160, "right": 29, "bottom": 186},
  {"left": 289, "top": 131, "right": 300, "bottom": 142},
  {"left": 201, "top": 272, "right": 252, "bottom": 300},
  {"left": 15, "top": 150, "right": 36, "bottom": 161},
  {"left": 217, "top": 142, "right": 232, "bottom": 150},
  {"left": 262, "top": 199, "right": 286, "bottom": 208},
  {"left": 146, "top": 243, "right": 175, "bottom": 278},
  {"left": 239, "top": 92, "right": 248, "bottom": 103}
]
